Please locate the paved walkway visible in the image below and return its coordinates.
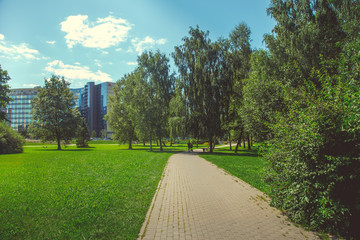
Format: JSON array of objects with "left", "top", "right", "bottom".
[{"left": 138, "top": 149, "right": 317, "bottom": 240}]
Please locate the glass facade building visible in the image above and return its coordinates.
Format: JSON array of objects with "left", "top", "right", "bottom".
[
  {"left": 73, "top": 82, "right": 114, "bottom": 137},
  {"left": 6, "top": 87, "right": 39, "bottom": 131},
  {"left": 6, "top": 82, "right": 114, "bottom": 137}
]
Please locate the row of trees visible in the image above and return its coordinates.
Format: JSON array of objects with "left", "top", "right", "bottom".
[
  {"left": 106, "top": 24, "right": 253, "bottom": 153},
  {"left": 106, "top": 0, "right": 360, "bottom": 237},
  {"left": 1, "top": 70, "right": 91, "bottom": 151}
]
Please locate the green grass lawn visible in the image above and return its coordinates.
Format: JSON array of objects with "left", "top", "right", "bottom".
[
  {"left": 0, "top": 144, "right": 176, "bottom": 239},
  {"left": 199, "top": 145, "right": 270, "bottom": 194},
  {"left": 1, "top": 142, "right": 267, "bottom": 239}
]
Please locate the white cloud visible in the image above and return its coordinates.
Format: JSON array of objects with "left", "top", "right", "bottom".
[
  {"left": 0, "top": 34, "right": 41, "bottom": 60},
  {"left": 45, "top": 60, "right": 112, "bottom": 83},
  {"left": 131, "top": 36, "right": 167, "bottom": 54},
  {"left": 126, "top": 61, "right": 137, "bottom": 66},
  {"left": 46, "top": 40, "right": 56, "bottom": 45},
  {"left": 94, "top": 59, "right": 102, "bottom": 67},
  {"left": 115, "top": 48, "right": 122, "bottom": 52},
  {"left": 23, "top": 84, "right": 40, "bottom": 88},
  {"left": 60, "top": 14, "right": 132, "bottom": 49}
]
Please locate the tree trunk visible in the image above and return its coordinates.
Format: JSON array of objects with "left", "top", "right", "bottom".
[
  {"left": 143, "top": 141, "right": 146, "bottom": 146},
  {"left": 234, "top": 138, "right": 241, "bottom": 153},
  {"left": 209, "top": 138, "right": 213, "bottom": 153},
  {"left": 170, "top": 137, "right": 173, "bottom": 147},
  {"left": 150, "top": 139, "right": 153, "bottom": 151},
  {"left": 128, "top": 139, "right": 132, "bottom": 150},
  {"left": 159, "top": 138, "right": 163, "bottom": 151},
  {"left": 247, "top": 135, "right": 251, "bottom": 150},
  {"left": 243, "top": 137, "right": 246, "bottom": 148},
  {"left": 196, "top": 137, "right": 199, "bottom": 148},
  {"left": 229, "top": 131, "right": 232, "bottom": 150},
  {"left": 156, "top": 140, "right": 159, "bottom": 146},
  {"left": 57, "top": 137, "right": 61, "bottom": 150}
]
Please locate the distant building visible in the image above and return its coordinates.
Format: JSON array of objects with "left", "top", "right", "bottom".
[
  {"left": 72, "top": 82, "right": 114, "bottom": 137},
  {"left": 6, "top": 87, "right": 40, "bottom": 132},
  {"left": 6, "top": 82, "right": 114, "bottom": 137}
]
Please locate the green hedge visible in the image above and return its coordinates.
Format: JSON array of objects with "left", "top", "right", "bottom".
[{"left": 0, "top": 122, "right": 25, "bottom": 154}]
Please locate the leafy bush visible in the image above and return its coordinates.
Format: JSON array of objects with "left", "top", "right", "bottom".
[
  {"left": 263, "top": 40, "right": 360, "bottom": 238},
  {"left": 0, "top": 122, "right": 25, "bottom": 154}
]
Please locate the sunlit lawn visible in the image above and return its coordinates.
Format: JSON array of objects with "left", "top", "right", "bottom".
[
  {"left": 0, "top": 142, "right": 266, "bottom": 239},
  {"left": 0, "top": 143, "right": 183, "bottom": 239},
  {"left": 200, "top": 145, "right": 270, "bottom": 194}
]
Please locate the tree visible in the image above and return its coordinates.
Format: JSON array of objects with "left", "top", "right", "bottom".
[
  {"left": 105, "top": 74, "right": 136, "bottom": 149},
  {"left": 173, "top": 26, "right": 226, "bottom": 152},
  {"left": 76, "top": 118, "right": 90, "bottom": 148},
  {"left": 135, "top": 51, "right": 174, "bottom": 151},
  {"left": 241, "top": 50, "right": 285, "bottom": 142},
  {"left": 168, "top": 79, "right": 186, "bottom": 146},
  {"left": 0, "top": 65, "right": 11, "bottom": 121},
  {"left": 91, "top": 130, "right": 97, "bottom": 138},
  {"left": 226, "top": 23, "right": 252, "bottom": 152},
  {"left": 265, "top": 0, "right": 347, "bottom": 88},
  {"left": 29, "top": 75, "right": 80, "bottom": 150}
]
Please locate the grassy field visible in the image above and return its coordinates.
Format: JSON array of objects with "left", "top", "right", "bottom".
[
  {"left": 1, "top": 142, "right": 267, "bottom": 239},
  {"left": 0, "top": 144, "right": 178, "bottom": 240},
  {"left": 199, "top": 145, "right": 270, "bottom": 194}
]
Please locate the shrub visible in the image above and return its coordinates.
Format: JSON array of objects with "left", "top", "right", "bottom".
[
  {"left": 0, "top": 122, "right": 25, "bottom": 154},
  {"left": 263, "top": 40, "right": 360, "bottom": 238},
  {"left": 76, "top": 119, "right": 90, "bottom": 148}
]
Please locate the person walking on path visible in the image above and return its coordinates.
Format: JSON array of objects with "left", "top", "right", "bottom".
[{"left": 138, "top": 148, "right": 317, "bottom": 239}]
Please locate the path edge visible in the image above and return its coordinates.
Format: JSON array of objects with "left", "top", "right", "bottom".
[{"left": 137, "top": 156, "right": 170, "bottom": 240}]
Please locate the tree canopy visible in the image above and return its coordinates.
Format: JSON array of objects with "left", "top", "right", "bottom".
[
  {"left": 29, "top": 75, "right": 80, "bottom": 150},
  {"left": 0, "top": 64, "right": 11, "bottom": 121}
]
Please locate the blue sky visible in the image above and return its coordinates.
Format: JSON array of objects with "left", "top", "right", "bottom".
[{"left": 0, "top": 0, "right": 276, "bottom": 89}]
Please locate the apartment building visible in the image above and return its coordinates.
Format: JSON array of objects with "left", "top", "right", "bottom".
[{"left": 6, "top": 82, "right": 114, "bottom": 137}]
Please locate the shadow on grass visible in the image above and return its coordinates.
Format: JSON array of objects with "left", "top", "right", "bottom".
[
  {"left": 200, "top": 148, "right": 260, "bottom": 157},
  {"left": 117, "top": 148, "right": 186, "bottom": 154},
  {"left": 33, "top": 148, "right": 94, "bottom": 152}
]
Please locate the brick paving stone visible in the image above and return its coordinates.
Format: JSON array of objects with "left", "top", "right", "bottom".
[{"left": 138, "top": 150, "right": 318, "bottom": 240}]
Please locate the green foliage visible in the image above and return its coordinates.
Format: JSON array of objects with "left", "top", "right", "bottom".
[
  {"left": 265, "top": 0, "right": 346, "bottom": 87},
  {"left": 247, "top": 1, "right": 360, "bottom": 238},
  {"left": 0, "top": 64, "right": 11, "bottom": 121},
  {"left": 29, "top": 75, "right": 80, "bottom": 150},
  {"left": 225, "top": 23, "right": 253, "bottom": 149},
  {"left": 0, "top": 122, "right": 25, "bottom": 154},
  {"left": 242, "top": 50, "right": 286, "bottom": 141},
  {"left": 136, "top": 51, "right": 174, "bottom": 151},
  {"left": 173, "top": 26, "right": 233, "bottom": 151},
  {"left": 90, "top": 130, "right": 97, "bottom": 138},
  {"left": 263, "top": 38, "right": 360, "bottom": 238},
  {"left": 76, "top": 118, "right": 90, "bottom": 148},
  {"left": 105, "top": 74, "right": 136, "bottom": 149}
]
